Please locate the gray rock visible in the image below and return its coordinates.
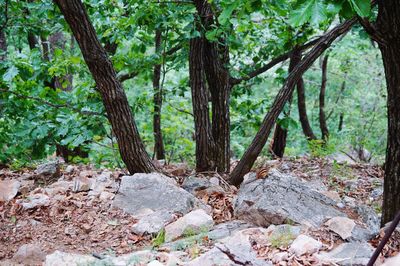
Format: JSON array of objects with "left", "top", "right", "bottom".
[
  {"left": 317, "top": 242, "right": 374, "bottom": 266},
  {"left": 355, "top": 205, "right": 380, "bottom": 236},
  {"left": 325, "top": 217, "right": 355, "bottom": 240},
  {"left": 18, "top": 194, "right": 50, "bottom": 209},
  {"left": 182, "top": 176, "right": 212, "bottom": 194},
  {"left": 12, "top": 243, "right": 45, "bottom": 265},
  {"left": 0, "top": 179, "right": 20, "bottom": 201},
  {"left": 328, "top": 153, "right": 356, "bottom": 165},
  {"left": 36, "top": 161, "right": 60, "bottom": 179},
  {"left": 265, "top": 224, "right": 302, "bottom": 247},
  {"left": 208, "top": 220, "right": 253, "bottom": 240},
  {"left": 209, "top": 177, "right": 220, "bottom": 186},
  {"left": 113, "top": 173, "right": 209, "bottom": 215},
  {"left": 289, "top": 235, "right": 322, "bottom": 256},
  {"left": 234, "top": 170, "right": 344, "bottom": 227},
  {"left": 371, "top": 187, "right": 383, "bottom": 199},
  {"left": 383, "top": 253, "right": 400, "bottom": 266},
  {"left": 64, "top": 165, "right": 75, "bottom": 174},
  {"left": 165, "top": 209, "right": 213, "bottom": 242},
  {"left": 131, "top": 211, "right": 175, "bottom": 235},
  {"left": 44, "top": 251, "right": 96, "bottom": 266}
]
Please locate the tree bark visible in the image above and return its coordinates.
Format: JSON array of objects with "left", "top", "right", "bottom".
[
  {"left": 376, "top": 0, "right": 400, "bottom": 225},
  {"left": 319, "top": 54, "right": 329, "bottom": 141},
  {"left": 0, "top": 30, "right": 6, "bottom": 61},
  {"left": 270, "top": 49, "right": 300, "bottom": 157},
  {"left": 229, "top": 18, "right": 356, "bottom": 186},
  {"left": 338, "top": 113, "right": 344, "bottom": 132},
  {"left": 189, "top": 36, "right": 215, "bottom": 171},
  {"left": 153, "top": 29, "right": 165, "bottom": 160},
  {"left": 54, "top": 0, "right": 155, "bottom": 173}
]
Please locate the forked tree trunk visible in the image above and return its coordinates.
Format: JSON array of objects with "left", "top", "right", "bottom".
[
  {"left": 229, "top": 18, "right": 356, "bottom": 186},
  {"left": 153, "top": 30, "right": 165, "bottom": 160},
  {"left": 296, "top": 52, "right": 317, "bottom": 140},
  {"left": 270, "top": 49, "right": 300, "bottom": 157},
  {"left": 54, "top": 0, "right": 155, "bottom": 173},
  {"left": 189, "top": 37, "right": 215, "bottom": 171},
  {"left": 319, "top": 54, "right": 329, "bottom": 141},
  {"left": 376, "top": 0, "right": 400, "bottom": 225}
]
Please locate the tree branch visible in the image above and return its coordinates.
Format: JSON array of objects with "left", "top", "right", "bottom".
[
  {"left": 357, "top": 16, "right": 387, "bottom": 46},
  {"left": 230, "top": 37, "right": 321, "bottom": 86},
  {"left": 0, "top": 88, "right": 104, "bottom": 116}
]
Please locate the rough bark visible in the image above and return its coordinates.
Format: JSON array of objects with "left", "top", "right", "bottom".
[
  {"left": 153, "top": 30, "right": 165, "bottom": 160},
  {"left": 229, "top": 18, "right": 356, "bottom": 186},
  {"left": 193, "top": 0, "right": 231, "bottom": 173},
  {"left": 0, "top": 30, "right": 6, "bottom": 61},
  {"left": 338, "top": 113, "right": 344, "bottom": 132},
  {"left": 319, "top": 54, "right": 329, "bottom": 141},
  {"left": 270, "top": 49, "right": 300, "bottom": 157},
  {"left": 189, "top": 36, "right": 215, "bottom": 171},
  {"left": 54, "top": 0, "right": 155, "bottom": 173},
  {"left": 376, "top": 0, "right": 400, "bottom": 225}
]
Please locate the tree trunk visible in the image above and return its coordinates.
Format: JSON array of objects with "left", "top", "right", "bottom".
[
  {"left": 319, "top": 54, "right": 329, "bottom": 141},
  {"left": 296, "top": 52, "right": 317, "bottom": 140},
  {"left": 0, "top": 30, "right": 6, "bottom": 61},
  {"left": 189, "top": 36, "right": 215, "bottom": 171},
  {"left": 270, "top": 49, "right": 300, "bottom": 157},
  {"left": 229, "top": 18, "right": 356, "bottom": 186},
  {"left": 338, "top": 113, "right": 344, "bottom": 132},
  {"left": 193, "top": 0, "right": 231, "bottom": 173},
  {"left": 153, "top": 29, "right": 165, "bottom": 160},
  {"left": 54, "top": 0, "right": 155, "bottom": 173},
  {"left": 376, "top": 0, "right": 400, "bottom": 225}
]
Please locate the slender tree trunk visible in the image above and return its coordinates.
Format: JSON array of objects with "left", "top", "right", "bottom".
[
  {"left": 153, "top": 30, "right": 165, "bottom": 160},
  {"left": 54, "top": 0, "right": 155, "bottom": 173},
  {"left": 376, "top": 0, "right": 400, "bottom": 225},
  {"left": 338, "top": 113, "right": 344, "bottom": 132},
  {"left": 0, "top": 30, "right": 6, "bottom": 61},
  {"left": 229, "top": 18, "right": 356, "bottom": 186},
  {"left": 193, "top": 0, "right": 231, "bottom": 173},
  {"left": 296, "top": 52, "right": 317, "bottom": 140},
  {"left": 270, "top": 48, "right": 300, "bottom": 157},
  {"left": 189, "top": 37, "right": 215, "bottom": 171},
  {"left": 319, "top": 54, "right": 329, "bottom": 141}
]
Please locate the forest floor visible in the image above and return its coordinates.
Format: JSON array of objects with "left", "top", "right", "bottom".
[{"left": 0, "top": 156, "right": 399, "bottom": 265}]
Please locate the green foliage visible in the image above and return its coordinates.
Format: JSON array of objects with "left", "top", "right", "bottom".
[
  {"left": 151, "top": 228, "right": 165, "bottom": 248},
  {"left": 308, "top": 139, "right": 336, "bottom": 158}
]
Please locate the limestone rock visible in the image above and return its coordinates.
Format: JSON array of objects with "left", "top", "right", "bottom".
[
  {"left": 0, "top": 179, "right": 20, "bottom": 201},
  {"left": 265, "top": 224, "right": 302, "bottom": 247},
  {"left": 18, "top": 193, "right": 50, "bottom": 209},
  {"left": 72, "top": 176, "right": 92, "bottom": 192},
  {"left": 132, "top": 211, "right": 175, "bottom": 235},
  {"left": 36, "top": 161, "right": 60, "bottom": 180},
  {"left": 182, "top": 176, "right": 212, "bottom": 194},
  {"left": 44, "top": 251, "right": 96, "bottom": 266},
  {"left": 113, "top": 173, "right": 209, "bottom": 216},
  {"left": 383, "top": 253, "right": 400, "bottom": 266},
  {"left": 165, "top": 209, "right": 213, "bottom": 242},
  {"left": 12, "top": 243, "right": 45, "bottom": 265},
  {"left": 317, "top": 242, "right": 374, "bottom": 266},
  {"left": 289, "top": 235, "right": 322, "bottom": 256},
  {"left": 207, "top": 220, "right": 253, "bottom": 240},
  {"left": 325, "top": 217, "right": 356, "bottom": 240},
  {"left": 64, "top": 165, "right": 75, "bottom": 174},
  {"left": 234, "top": 169, "right": 344, "bottom": 227}
]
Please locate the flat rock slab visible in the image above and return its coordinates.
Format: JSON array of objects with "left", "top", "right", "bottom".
[
  {"left": 317, "top": 242, "right": 374, "bottom": 266},
  {"left": 113, "top": 173, "right": 209, "bottom": 216},
  {"left": 234, "top": 170, "right": 345, "bottom": 227}
]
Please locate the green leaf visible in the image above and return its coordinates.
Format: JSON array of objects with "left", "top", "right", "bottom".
[
  {"left": 218, "top": 4, "right": 236, "bottom": 25},
  {"left": 3, "top": 66, "right": 19, "bottom": 83},
  {"left": 349, "top": 0, "right": 370, "bottom": 17},
  {"left": 289, "top": 0, "right": 327, "bottom": 26}
]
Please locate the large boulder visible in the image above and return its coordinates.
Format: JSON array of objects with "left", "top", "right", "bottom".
[
  {"left": 113, "top": 173, "right": 209, "bottom": 216},
  {"left": 234, "top": 170, "right": 344, "bottom": 227}
]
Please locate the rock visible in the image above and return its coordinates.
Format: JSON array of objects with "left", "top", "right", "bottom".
[
  {"left": 72, "top": 176, "right": 92, "bottom": 192},
  {"left": 344, "top": 179, "right": 358, "bottom": 190},
  {"left": 113, "top": 173, "right": 209, "bottom": 216},
  {"left": 325, "top": 217, "right": 356, "bottom": 240},
  {"left": 208, "top": 220, "right": 253, "bottom": 240},
  {"left": 272, "top": 252, "right": 289, "bottom": 263},
  {"left": 165, "top": 209, "right": 213, "bottom": 242},
  {"left": 234, "top": 170, "right": 344, "bottom": 227},
  {"left": 355, "top": 205, "right": 380, "bottom": 236},
  {"left": 19, "top": 179, "right": 35, "bottom": 195},
  {"left": 187, "top": 228, "right": 271, "bottom": 266},
  {"left": 45, "top": 251, "right": 96, "bottom": 266},
  {"left": 343, "top": 196, "right": 357, "bottom": 208},
  {"left": 36, "top": 161, "right": 60, "bottom": 179},
  {"left": 242, "top": 172, "right": 257, "bottom": 185},
  {"left": 132, "top": 211, "right": 175, "bottom": 235},
  {"left": 289, "top": 235, "right": 322, "bottom": 256},
  {"left": 0, "top": 179, "right": 20, "bottom": 201},
  {"left": 79, "top": 170, "right": 96, "bottom": 178},
  {"left": 383, "top": 253, "right": 400, "bottom": 266},
  {"left": 265, "top": 224, "right": 302, "bottom": 247},
  {"left": 321, "top": 191, "right": 341, "bottom": 202},
  {"left": 182, "top": 176, "right": 212, "bottom": 194},
  {"left": 12, "top": 243, "right": 45, "bottom": 265},
  {"left": 328, "top": 153, "right": 356, "bottom": 165},
  {"left": 209, "top": 177, "right": 220, "bottom": 186},
  {"left": 147, "top": 260, "right": 164, "bottom": 266},
  {"left": 90, "top": 172, "right": 116, "bottom": 195},
  {"left": 371, "top": 187, "right": 383, "bottom": 199},
  {"left": 317, "top": 242, "right": 374, "bottom": 266},
  {"left": 166, "top": 163, "right": 187, "bottom": 176},
  {"left": 99, "top": 191, "right": 115, "bottom": 201},
  {"left": 18, "top": 193, "right": 50, "bottom": 209},
  {"left": 64, "top": 165, "right": 75, "bottom": 174},
  {"left": 45, "top": 180, "right": 72, "bottom": 196}
]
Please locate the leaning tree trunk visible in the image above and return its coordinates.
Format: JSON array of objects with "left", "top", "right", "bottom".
[
  {"left": 270, "top": 48, "right": 300, "bottom": 157},
  {"left": 319, "top": 54, "right": 329, "bottom": 141},
  {"left": 54, "top": 0, "right": 155, "bottom": 173},
  {"left": 153, "top": 29, "right": 165, "bottom": 160},
  {"left": 0, "top": 30, "right": 6, "bottom": 61},
  {"left": 376, "top": 0, "right": 400, "bottom": 225},
  {"left": 229, "top": 18, "right": 356, "bottom": 186}
]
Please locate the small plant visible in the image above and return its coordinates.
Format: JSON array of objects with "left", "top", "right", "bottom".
[
  {"left": 152, "top": 228, "right": 166, "bottom": 248},
  {"left": 269, "top": 229, "right": 296, "bottom": 248},
  {"left": 308, "top": 139, "right": 336, "bottom": 158}
]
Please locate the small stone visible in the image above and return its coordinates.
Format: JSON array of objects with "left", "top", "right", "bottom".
[
  {"left": 36, "top": 161, "right": 60, "bottom": 179},
  {"left": 0, "top": 179, "right": 20, "bottom": 201},
  {"left": 209, "top": 177, "right": 220, "bottom": 186},
  {"left": 165, "top": 209, "right": 213, "bottom": 242},
  {"left": 147, "top": 260, "right": 164, "bottom": 266},
  {"left": 321, "top": 191, "right": 341, "bottom": 202},
  {"left": 289, "top": 235, "right": 322, "bottom": 256},
  {"left": 182, "top": 176, "right": 212, "bottom": 194},
  {"left": 343, "top": 196, "right": 357, "bottom": 208},
  {"left": 64, "top": 165, "right": 75, "bottom": 174},
  {"left": 325, "top": 217, "right": 356, "bottom": 240},
  {"left": 73, "top": 176, "right": 92, "bottom": 192},
  {"left": 336, "top": 202, "right": 345, "bottom": 208},
  {"left": 79, "top": 170, "right": 95, "bottom": 178},
  {"left": 132, "top": 211, "right": 175, "bottom": 235},
  {"left": 383, "top": 253, "right": 400, "bottom": 266},
  {"left": 99, "top": 191, "right": 115, "bottom": 201},
  {"left": 272, "top": 252, "right": 289, "bottom": 263},
  {"left": 18, "top": 194, "right": 50, "bottom": 209},
  {"left": 13, "top": 243, "right": 45, "bottom": 265}
]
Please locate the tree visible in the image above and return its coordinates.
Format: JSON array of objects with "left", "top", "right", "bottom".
[
  {"left": 53, "top": 0, "right": 155, "bottom": 173},
  {"left": 229, "top": 18, "right": 357, "bottom": 186},
  {"left": 319, "top": 54, "right": 329, "bottom": 141}
]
